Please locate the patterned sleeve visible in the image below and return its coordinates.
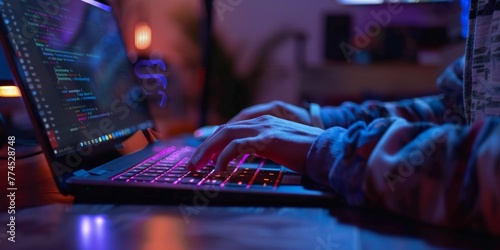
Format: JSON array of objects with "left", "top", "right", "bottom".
[
  {"left": 320, "top": 57, "right": 466, "bottom": 128},
  {"left": 305, "top": 116, "right": 500, "bottom": 235}
]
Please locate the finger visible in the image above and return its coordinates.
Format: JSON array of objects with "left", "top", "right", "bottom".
[
  {"left": 213, "top": 138, "right": 254, "bottom": 174},
  {"left": 228, "top": 110, "right": 260, "bottom": 123},
  {"left": 228, "top": 104, "right": 271, "bottom": 123},
  {"left": 187, "top": 123, "right": 253, "bottom": 171},
  {"left": 187, "top": 126, "right": 229, "bottom": 171},
  {"left": 188, "top": 125, "right": 222, "bottom": 171}
]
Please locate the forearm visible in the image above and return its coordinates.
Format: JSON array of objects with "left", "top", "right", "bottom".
[
  {"left": 320, "top": 57, "right": 466, "bottom": 128},
  {"left": 320, "top": 95, "right": 458, "bottom": 128},
  {"left": 306, "top": 117, "right": 500, "bottom": 235}
]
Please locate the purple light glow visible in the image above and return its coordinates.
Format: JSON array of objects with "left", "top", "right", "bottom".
[
  {"left": 78, "top": 215, "right": 108, "bottom": 250},
  {"left": 81, "top": 0, "right": 111, "bottom": 12}
]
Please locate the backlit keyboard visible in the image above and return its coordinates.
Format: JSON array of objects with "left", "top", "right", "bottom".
[{"left": 111, "top": 146, "right": 281, "bottom": 189}]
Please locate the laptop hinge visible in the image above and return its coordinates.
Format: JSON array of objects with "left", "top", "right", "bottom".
[
  {"left": 73, "top": 169, "right": 90, "bottom": 177},
  {"left": 73, "top": 169, "right": 108, "bottom": 176},
  {"left": 88, "top": 169, "right": 108, "bottom": 176},
  {"left": 115, "top": 129, "right": 160, "bottom": 155}
]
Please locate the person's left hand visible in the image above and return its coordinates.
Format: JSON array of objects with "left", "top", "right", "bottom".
[{"left": 187, "top": 115, "right": 324, "bottom": 174}]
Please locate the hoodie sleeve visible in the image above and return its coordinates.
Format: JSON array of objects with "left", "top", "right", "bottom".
[
  {"left": 320, "top": 57, "right": 466, "bottom": 128},
  {"left": 305, "top": 116, "right": 500, "bottom": 235}
]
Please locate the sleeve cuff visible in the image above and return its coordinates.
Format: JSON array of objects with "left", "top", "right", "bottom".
[
  {"left": 305, "top": 127, "right": 346, "bottom": 187},
  {"left": 309, "top": 103, "right": 325, "bottom": 129}
]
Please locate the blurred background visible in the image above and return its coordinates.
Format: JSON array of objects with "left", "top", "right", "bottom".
[{"left": 0, "top": 0, "right": 467, "bottom": 139}]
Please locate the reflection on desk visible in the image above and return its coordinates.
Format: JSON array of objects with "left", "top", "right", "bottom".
[
  {"left": 2, "top": 204, "right": 500, "bottom": 250},
  {"left": 1, "top": 145, "right": 500, "bottom": 249}
]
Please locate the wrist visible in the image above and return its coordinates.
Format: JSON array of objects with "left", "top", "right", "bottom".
[
  {"left": 305, "top": 127, "right": 345, "bottom": 187},
  {"left": 306, "top": 102, "right": 325, "bottom": 129}
]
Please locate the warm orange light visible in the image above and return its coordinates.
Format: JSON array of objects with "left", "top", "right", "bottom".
[
  {"left": 0, "top": 86, "right": 21, "bottom": 97},
  {"left": 135, "top": 22, "right": 152, "bottom": 50}
]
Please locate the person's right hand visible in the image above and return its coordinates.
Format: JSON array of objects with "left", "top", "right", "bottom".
[
  {"left": 188, "top": 115, "right": 324, "bottom": 175},
  {"left": 229, "top": 100, "right": 313, "bottom": 126}
]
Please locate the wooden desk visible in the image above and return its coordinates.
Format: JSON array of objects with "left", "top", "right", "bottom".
[
  {"left": 1, "top": 145, "right": 499, "bottom": 249},
  {"left": 0, "top": 145, "right": 73, "bottom": 210}
]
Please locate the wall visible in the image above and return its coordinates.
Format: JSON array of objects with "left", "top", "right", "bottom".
[{"left": 212, "top": 0, "right": 463, "bottom": 104}]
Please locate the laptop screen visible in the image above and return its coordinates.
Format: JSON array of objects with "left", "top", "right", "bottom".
[{"left": 0, "top": 0, "right": 154, "bottom": 157}]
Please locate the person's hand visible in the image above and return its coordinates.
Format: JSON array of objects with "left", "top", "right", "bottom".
[
  {"left": 229, "top": 101, "right": 313, "bottom": 126},
  {"left": 188, "top": 115, "right": 324, "bottom": 174}
]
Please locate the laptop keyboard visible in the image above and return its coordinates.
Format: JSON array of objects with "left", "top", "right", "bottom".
[{"left": 111, "top": 146, "right": 282, "bottom": 189}]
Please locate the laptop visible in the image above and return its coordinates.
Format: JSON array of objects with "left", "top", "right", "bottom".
[{"left": 0, "top": 0, "right": 336, "bottom": 205}]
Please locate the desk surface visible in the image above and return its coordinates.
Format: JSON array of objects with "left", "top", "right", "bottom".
[{"left": 1, "top": 146, "right": 499, "bottom": 250}]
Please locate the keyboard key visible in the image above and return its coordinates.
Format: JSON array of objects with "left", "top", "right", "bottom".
[
  {"left": 185, "top": 172, "right": 204, "bottom": 178},
  {"left": 238, "top": 163, "right": 261, "bottom": 169},
  {"left": 131, "top": 176, "right": 155, "bottom": 181},
  {"left": 127, "top": 169, "right": 143, "bottom": 174},
  {"left": 143, "top": 160, "right": 156, "bottom": 166},
  {"left": 120, "top": 172, "right": 136, "bottom": 177},
  {"left": 202, "top": 165, "right": 214, "bottom": 170},
  {"left": 258, "top": 170, "right": 279, "bottom": 177},
  {"left": 142, "top": 170, "right": 164, "bottom": 175},
  {"left": 113, "top": 176, "right": 129, "bottom": 181},
  {"left": 213, "top": 170, "right": 233, "bottom": 178},
  {"left": 154, "top": 177, "right": 178, "bottom": 183},
  {"left": 227, "top": 174, "right": 253, "bottom": 183},
  {"left": 174, "top": 166, "right": 189, "bottom": 172},
  {"left": 250, "top": 183, "right": 275, "bottom": 189},
  {"left": 252, "top": 176, "right": 276, "bottom": 186},
  {"left": 223, "top": 182, "right": 248, "bottom": 188},
  {"left": 137, "top": 172, "right": 161, "bottom": 177},
  {"left": 169, "top": 169, "right": 189, "bottom": 175},
  {"left": 196, "top": 170, "right": 213, "bottom": 175},
  {"left": 149, "top": 166, "right": 171, "bottom": 171},
  {"left": 155, "top": 162, "right": 175, "bottom": 167},
  {"left": 164, "top": 173, "right": 185, "bottom": 178},
  {"left": 177, "top": 177, "right": 203, "bottom": 185},
  {"left": 201, "top": 178, "right": 223, "bottom": 186}
]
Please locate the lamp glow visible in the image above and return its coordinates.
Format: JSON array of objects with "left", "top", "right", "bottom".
[
  {"left": 135, "top": 22, "right": 152, "bottom": 50},
  {"left": 0, "top": 86, "right": 21, "bottom": 97}
]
